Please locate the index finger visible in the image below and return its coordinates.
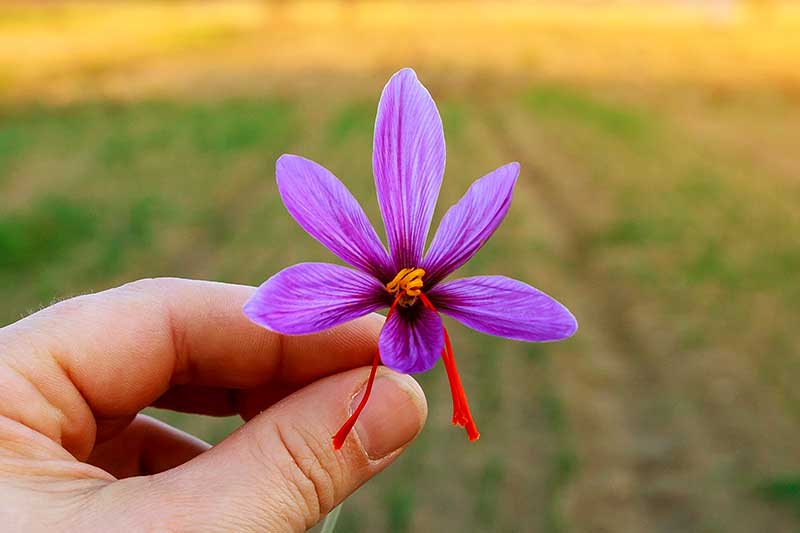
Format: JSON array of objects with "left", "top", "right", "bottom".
[{"left": 0, "top": 278, "right": 383, "bottom": 459}]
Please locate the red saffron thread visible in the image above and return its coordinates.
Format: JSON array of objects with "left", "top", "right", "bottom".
[
  {"left": 332, "top": 348, "right": 381, "bottom": 449},
  {"left": 418, "top": 293, "right": 480, "bottom": 442},
  {"left": 441, "top": 327, "right": 480, "bottom": 440},
  {"left": 332, "top": 293, "right": 403, "bottom": 449}
]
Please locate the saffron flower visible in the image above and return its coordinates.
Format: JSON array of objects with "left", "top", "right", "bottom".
[{"left": 244, "top": 68, "right": 577, "bottom": 449}]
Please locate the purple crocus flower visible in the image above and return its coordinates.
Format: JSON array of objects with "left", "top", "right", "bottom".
[{"left": 244, "top": 68, "right": 577, "bottom": 448}]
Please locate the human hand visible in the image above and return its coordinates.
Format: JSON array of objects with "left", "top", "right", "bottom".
[{"left": 0, "top": 278, "right": 427, "bottom": 532}]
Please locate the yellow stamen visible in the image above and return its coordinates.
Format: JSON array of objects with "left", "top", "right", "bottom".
[{"left": 386, "top": 267, "right": 426, "bottom": 298}]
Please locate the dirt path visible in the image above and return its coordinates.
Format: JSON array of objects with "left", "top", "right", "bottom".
[{"left": 480, "top": 99, "right": 800, "bottom": 533}]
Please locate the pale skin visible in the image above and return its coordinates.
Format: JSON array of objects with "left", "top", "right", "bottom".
[{"left": 0, "top": 278, "right": 428, "bottom": 532}]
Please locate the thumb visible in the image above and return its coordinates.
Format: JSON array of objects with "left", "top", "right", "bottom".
[{"left": 114, "top": 367, "right": 427, "bottom": 532}]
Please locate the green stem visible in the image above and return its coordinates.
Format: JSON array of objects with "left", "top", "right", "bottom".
[{"left": 320, "top": 504, "right": 343, "bottom": 533}]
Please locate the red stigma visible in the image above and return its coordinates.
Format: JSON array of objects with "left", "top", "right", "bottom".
[
  {"left": 331, "top": 348, "right": 381, "bottom": 450},
  {"left": 419, "top": 293, "right": 480, "bottom": 441},
  {"left": 332, "top": 293, "right": 404, "bottom": 450}
]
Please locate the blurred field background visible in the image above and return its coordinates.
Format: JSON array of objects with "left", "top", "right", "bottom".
[{"left": 2, "top": 1, "right": 800, "bottom": 531}]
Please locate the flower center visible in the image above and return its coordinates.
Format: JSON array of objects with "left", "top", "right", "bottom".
[{"left": 385, "top": 267, "right": 425, "bottom": 307}]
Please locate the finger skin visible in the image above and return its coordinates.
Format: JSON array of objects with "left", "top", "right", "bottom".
[
  {"left": 88, "top": 415, "right": 210, "bottom": 478},
  {"left": 0, "top": 279, "right": 427, "bottom": 532},
  {"left": 0, "top": 278, "right": 383, "bottom": 459},
  {"left": 0, "top": 367, "right": 428, "bottom": 533},
  {"left": 151, "top": 382, "right": 303, "bottom": 419},
  {"left": 108, "top": 367, "right": 427, "bottom": 533},
  {"left": 0, "top": 278, "right": 429, "bottom": 533}
]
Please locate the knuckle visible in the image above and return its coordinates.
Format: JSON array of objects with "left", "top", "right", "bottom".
[
  {"left": 42, "top": 291, "right": 97, "bottom": 319},
  {"left": 47, "top": 278, "right": 168, "bottom": 319},
  {"left": 111, "top": 278, "right": 194, "bottom": 382},
  {"left": 115, "top": 277, "right": 173, "bottom": 295}
]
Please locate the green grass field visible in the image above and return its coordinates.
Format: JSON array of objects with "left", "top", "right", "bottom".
[{"left": 2, "top": 2, "right": 800, "bottom": 531}]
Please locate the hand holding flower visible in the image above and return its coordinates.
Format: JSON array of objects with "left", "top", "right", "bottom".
[{"left": 0, "top": 279, "right": 426, "bottom": 531}]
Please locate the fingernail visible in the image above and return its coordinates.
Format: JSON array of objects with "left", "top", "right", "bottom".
[{"left": 353, "top": 373, "right": 427, "bottom": 460}]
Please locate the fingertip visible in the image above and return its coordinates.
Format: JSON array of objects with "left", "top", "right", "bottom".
[
  {"left": 353, "top": 370, "right": 427, "bottom": 460},
  {"left": 363, "top": 312, "right": 387, "bottom": 339},
  {"left": 138, "top": 367, "right": 425, "bottom": 531},
  {"left": 383, "top": 370, "right": 428, "bottom": 424}
]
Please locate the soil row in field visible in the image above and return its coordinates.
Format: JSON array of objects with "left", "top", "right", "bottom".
[{"left": 482, "top": 100, "right": 799, "bottom": 533}]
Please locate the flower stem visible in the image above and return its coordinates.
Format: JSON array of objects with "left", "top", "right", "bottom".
[{"left": 320, "top": 504, "right": 343, "bottom": 533}]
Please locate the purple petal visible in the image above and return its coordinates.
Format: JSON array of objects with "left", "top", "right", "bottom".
[
  {"left": 373, "top": 68, "right": 445, "bottom": 270},
  {"left": 244, "top": 262, "right": 387, "bottom": 335},
  {"left": 277, "top": 154, "right": 391, "bottom": 279},
  {"left": 379, "top": 306, "right": 444, "bottom": 374},
  {"left": 429, "top": 276, "right": 577, "bottom": 342},
  {"left": 422, "top": 162, "right": 519, "bottom": 285}
]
